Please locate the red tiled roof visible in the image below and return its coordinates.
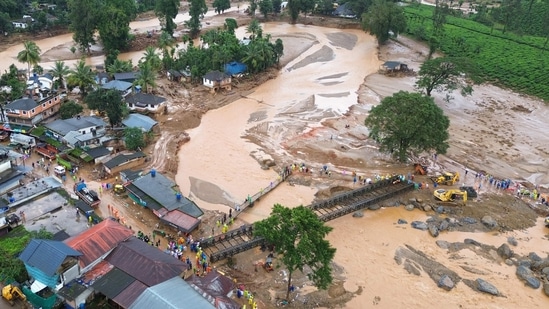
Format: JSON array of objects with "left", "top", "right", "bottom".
[
  {"left": 113, "top": 280, "right": 148, "bottom": 308},
  {"left": 106, "top": 237, "right": 186, "bottom": 286},
  {"left": 65, "top": 219, "right": 133, "bottom": 267}
]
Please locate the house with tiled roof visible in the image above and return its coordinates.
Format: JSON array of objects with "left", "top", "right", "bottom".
[
  {"left": 64, "top": 219, "right": 133, "bottom": 273},
  {"left": 5, "top": 93, "right": 63, "bottom": 127}
]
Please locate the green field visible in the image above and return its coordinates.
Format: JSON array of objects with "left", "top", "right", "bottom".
[{"left": 403, "top": 5, "right": 549, "bottom": 102}]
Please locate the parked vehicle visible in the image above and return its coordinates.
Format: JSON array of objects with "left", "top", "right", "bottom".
[
  {"left": 10, "top": 133, "right": 36, "bottom": 148},
  {"left": 74, "top": 182, "right": 100, "bottom": 207}
]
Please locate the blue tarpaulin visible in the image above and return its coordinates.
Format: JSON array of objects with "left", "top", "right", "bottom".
[{"left": 224, "top": 61, "right": 247, "bottom": 76}]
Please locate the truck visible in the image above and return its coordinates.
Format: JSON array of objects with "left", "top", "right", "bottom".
[
  {"left": 10, "top": 133, "right": 36, "bottom": 148},
  {"left": 74, "top": 182, "right": 101, "bottom": 207},
  {"left": 35, "top": 143, "right": 58, "bottom": 160}
]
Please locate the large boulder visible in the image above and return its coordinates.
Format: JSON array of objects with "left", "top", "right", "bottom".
[
  {"left": 516, "top": 265, "right": 541, "bottom": 289},
  {"left": 462, "top": 217, "right": 478, "bottom": 224},
  {"left": 436, "top": 240, "right": 450, "bottom": 249},
  {"left": 507, "top": 237, "right": 518, "bottom": 246},
  {"left": 439, "top": 220, "right": 450, "bottom": 231},
  {"left": 405, "top": 204, "right": 415, "bottom": 211},
  {"left": 476, "top": 278, "right": 499, "bottom": 295},
  {"left": 438, "top": 275, "right": 455, "bottom": 291},
  {"left": 422, "top": 204, "right": 432, "bottom": 212},
  {"left": 428, "top": 225, "right": 440, "bottom": 238},
  {"left": 352, "top": 211, "right": 364, "bottom": 218},
  {"left": 481, "top": 216, "right": 498, "bottom": 230},
  {"left": 544, "top": 282, "right": 549, "bottom": 297},
  {"left": 542, "top": 267, "right": 549, "bottom": 277},
  {"left": 368, "top": 204, "right": 381, "bottom": 210},
  {"left": 532, "top": 258, "right": 549, "bottom": 271},
  {"left": 497, "top": 244, "right": 513, "bottom": 259},
  {"left": 411, "top": 221, "right": 428, "bottom": 231},
  {"left": 528, "top": 252, "right": 542, "bottom": 262},
  {"left": 464, "top": 238, "right": 481, "bottom": 246}
]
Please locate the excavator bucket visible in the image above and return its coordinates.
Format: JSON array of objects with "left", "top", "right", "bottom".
[{"left": 414, "top": 164, "right": 427, "bottom": 175}]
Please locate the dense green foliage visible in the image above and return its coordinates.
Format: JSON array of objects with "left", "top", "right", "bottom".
[
  {"left": 361, "top": 0, "right": 406, "bottom": 44},
  {"left": 170, "top": 21, "right": 282, "bottom": 79},
  {"left": 67, "top": 0, "right": 99, "bottom": 53},
  {"left": 213, "top": 0, "right": 231, "bottom": 14},
  {"left": 155, "top": 0, "right": 180, "bottom": 36},
  {"left": 97, "top": 0, "right": 136, "bottom": 53},
  {"left": 186, "top": 0, "right": 208, "bottom": 38},
  {"left": 0, "top": 227, "right": 53, "bottom": 282},
  {"left": 59, "top": 100, "right": 83, "bottom": 119},
  {"left": 0, "top": 64, "right": 25, "bottom": 102},
  {"left": 404, "top": 5, "right": 549, "bottom": 101},
  {"left": 124, "top": 127, "right": 147, "bottom": 150},
  {"left": 85, "top": 89, "right": 125, "bottom": 126},
  {"left": 254, "top": 204, "right": 336, "bottom": 300},
  {"left": 364, "top": 91, "right": 449, "bottom": 162}
]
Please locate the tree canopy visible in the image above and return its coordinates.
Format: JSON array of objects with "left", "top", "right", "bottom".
[
  {"left": 415, "top": 57, "right": 475, "bottom": 97},
  {"left": 0, "top": 64, "right": 25, "bottom": 102},
  {"left": 85, "top": 88, "right": 125, "bottom": 126},
  {"left": 361, "top": 0, "right": 406, "bottom": 44},
  {"left": 155, "top": 0, "right": 181, "bottom": 36},
  {"left": 59, "top": 100, "right": 83, "bottom": 119},
  {"left": 186, "top": 0, "right": 208, "bottom": 38},
  {"left": 213, "top": 0, "right": 231, "bottom": 14},
  {"left": 364, "top": 91, "right": 450, "bottom": 162},
  {"left": 124, "top": 127, "right": 146, "bottom": 150},
  {"left": 254, "top": 204, "right": 336, "bottom": 301},
  {"left": 68, "top": 0, "right": 99, "bottom": 53}
]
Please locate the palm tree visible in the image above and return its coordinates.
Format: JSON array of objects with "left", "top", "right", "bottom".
[
  {"left": 246, "top": 19, "right": 262, "bottom": 41},
  {"left": 135, "top": 62, "right": 156, "bottom": 93},
  {"left": 107, "top": 59, "right": 133, "bottom": 76},
  {"left": 50, "top": 60, "right": 70, "bottom": 89},
  {"left": 140, "top": 46, "right": 162, "bottom": 72},
  {"left": 67, "top": 59, "right": 96, "bottom": 97},
  {"left": 17, "top": 41, "right": 42, "bottom": 78}
]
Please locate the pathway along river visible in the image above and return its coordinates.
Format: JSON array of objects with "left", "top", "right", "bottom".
[{"left": 1, "top": 13, "right": 547, "bottom": 308}]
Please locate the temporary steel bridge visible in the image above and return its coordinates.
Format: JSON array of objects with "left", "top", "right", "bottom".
[{"left": 201, "top": 176, "right": 414, "bottom": 262}]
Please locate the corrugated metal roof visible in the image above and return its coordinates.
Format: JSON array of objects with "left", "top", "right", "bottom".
[
  {"left": 132, "top": 172, "right": 204, "bottom": 217},
  {"left": 113, "top": 280, "right": 148, "bottom": 308},
  {"left": 65, "top": 219, "right": 133, "bottom": 267},
  {"left": 92, "top": 267, "right": 135, "bottom": 299},
  {"left": 104, "top": 152, "right": 146, "bottom": 169},
  {"left": 57, "top": 281, "right": 88, "bottom": 301},
  {"left": 19, "top": 239, "right": 82, "bottom": 276},
  {"left": 102, "top": 80, "right": 133, "bottom": 91},
  {"left": 160, "top": 209, "right": 200, "bottom": 233},
  {"left": 122, "top": 114, "right": 158, "bottom": 132},
  {"left": 45, "top": 116, "right": 106, "bottom": 136},
  {"left": 125, "top": 93, "right": 166, "bottom": 106},
  {"left": 106, "top": 237, "right": 186, "bottom": 287},
  {"left": 129, "top": 277, "right": 215, "bottom": 309}
]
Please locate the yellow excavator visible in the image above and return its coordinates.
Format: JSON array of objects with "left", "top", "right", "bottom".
[
  {"left": 2, "top": 283, "right": 27, "bottom": 306},
  {"left": 434, "top": 189, "right": 467, "bottom": 204},
  {"left": 431, "top": 172, "right": 460, "bottom": 186}
]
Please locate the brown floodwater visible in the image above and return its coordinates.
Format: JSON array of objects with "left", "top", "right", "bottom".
[{"left": 175, "top": 24, "right": 549, "bottom": 308}]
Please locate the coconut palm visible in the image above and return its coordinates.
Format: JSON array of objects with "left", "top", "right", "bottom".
[
  {"left": 107, "top": 59, "right": 133, "bottom": 76},
  {"left": 67, "top": 59, "right": 96, "bottom": 97},
  {"left": 50, "top": 60, "right": 70, "bottom": 89},
  {"left": 17, "top": 41, "right": 42, "bottom": 78},
  {"left": 140, "top": 46, "right": 162, "bottom": 72},
  {"left": 246, "top": 19, "right": 262, "bottom": 41},
  {"left": 135, "top": 62, "right": 156, "bottom": 93}
]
